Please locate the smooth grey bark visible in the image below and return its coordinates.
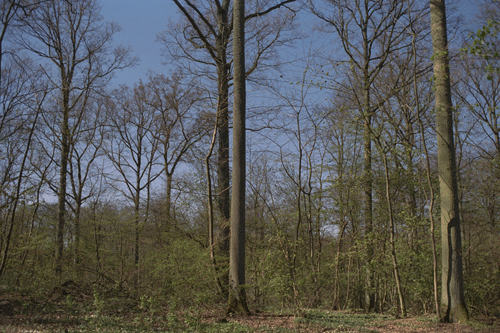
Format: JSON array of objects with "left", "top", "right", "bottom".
[
  {"left": 362, "top": 81, "right": 374, "bottom": 312},
  {"left": 429, "top": 0, "right": 468, "bottom": 323},
  {"left": 226, "top": 0, "right": 249, "bottom": 315}
]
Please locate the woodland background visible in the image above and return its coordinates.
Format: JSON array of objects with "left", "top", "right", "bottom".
[{"left": 0, "top": 0, "right": 499, "bottom": 324}]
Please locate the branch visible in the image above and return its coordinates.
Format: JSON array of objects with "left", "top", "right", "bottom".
[
  {"left": 245, "top": 0, "right": 297, "bottom": 21},
  {"left": 172, "top": 0, "right": 218, "bottom": 60}
]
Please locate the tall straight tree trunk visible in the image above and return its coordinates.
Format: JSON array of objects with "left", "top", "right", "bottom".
[
  {"left": 379, "top": 148, "right": 406, "bottom": 317},
  {"left": 215, "top": 5, "right": 231, "bottom": 298},
  {"left": 363, "top": 80, "right": 374, "bottom": 312},
  {"left": 206, "top": 123, "right": 225, "bottom": 296},
  {"left": 134, "top": 150, "right": 142, "bottom": 287},
  {"left": 217, "top": 63, "right": 230, "bottom": 244},
  {"left": 165, "top": 172, "right": 172, "bottom": 228},
  {"left": 74, "top": 197, "right": 81, "bottom": 270},
  {"left": 56, "top": 88, "right": 70, "bottom": 278},
  {"left": 227, "top": 0, "right": 249, "bottom": 315},
  {"left": 217, "top": 60, "right": 230, "bottom": 296},
  {"left": 216, "top": 2, "right": 231, "bottom": 258},
  {"left": 429, "top": 0, "right": 468, "bottom": 323},
  {"left": 171, "top": 0, "right": 296, "bottom": 301}
]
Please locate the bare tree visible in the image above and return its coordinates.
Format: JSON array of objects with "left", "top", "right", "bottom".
[
  {"left": 0, "top": 69, "right": 47, "bottom": 281},
  {"left": 160, "top": 0, "right": 297, "bottom": 297},
  {"left": 310, "top": 0, "right": 427, "bottom": 311},
  {"left": 17, "top": 0, "right": 136, "bottom": 278},
  {"left": 147, "top": 72, "right": 208, "bottom": 227},
  {"left": 455, "top": 53, "right": 500, "bottom": 157},
  {"left": 67, "top": 97, "right": 107, "bottom": 270},
  {"left": 0, "top": 0, "right": 48, "bottom": 281},
  {"left": 105, "top": 83, "right": 162, "bottom": 287}
]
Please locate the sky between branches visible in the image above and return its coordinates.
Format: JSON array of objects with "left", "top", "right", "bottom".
[{"left": 101, "top": 0, "right": 479, "bottom": 86}]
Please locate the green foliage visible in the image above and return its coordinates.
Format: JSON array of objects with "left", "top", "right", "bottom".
[
  {"left": 462, "top": 18, "right": 500, "bottom": 79},
  {"left": 296, "top": 309, "right": 391, "bottom": 332},
  {"left": 141, "top": 237, "right": 219, "bottom": 306},
  {"left": 464, "top": 19, "right": 500, "bottom": 59},
  {"left": 92, "top": 291, "right": 105, "bottom": 316}
]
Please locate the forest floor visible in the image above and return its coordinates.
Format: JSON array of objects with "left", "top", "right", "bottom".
[
  {"left": 1, "top": 309, "right": 499, "bottom": 332},
  {"left": 0, "top": 292, "right": 499, "bottom": 332}
]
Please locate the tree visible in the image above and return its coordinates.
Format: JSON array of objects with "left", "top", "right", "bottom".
[
  {"left": 456, "top": 2, "right": 500, "bottom": 315},
  {"left": 0, "top": 71, "right": 47, "bottom": 281},
  {"left": 462, "top": 0, "right": 500, "bottom": 77},
  {"left": 147, "top": 72, "right": 207, "bottom": 228},
  {"left": 0, "top": 0, "right": 47, "bottom": 281},
  {"left": 429, "top": 0, "right": 468, "bottom": 323},
  {"left": 310, "top": 0, "right": 426, "bottom": 311},
  {"left": 17, "top": 0, "right": 135, "bottom": 278},
  {"left": 67, "top": 97, "right": 107, "bottom": 270},
  {"left": 105, "top": 83, "right": 162, "bottom": 287},
  {"left": 265, "top": 61, "right": 329, "bottom": 308},
  {"left": 226, "top": 0, "right": 249, "bottom": 315},
  {"left": 160, "top": 0, "right": 297, "bottom": 296},
  {"left": 453, "top": 0, "right": 500, "bottom": 159}
]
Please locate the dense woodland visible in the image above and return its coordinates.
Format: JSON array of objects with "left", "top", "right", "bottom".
[{"left": 0, "top": 0, "right": 499, "bottom": 325}]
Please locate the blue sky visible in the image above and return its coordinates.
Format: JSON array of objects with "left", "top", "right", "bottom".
[
  {"left": 100, "top": 0, "right": 480, "bottom": 86},
  {"left": 100, "top": 0, "right": 178, "bottom": 84}
]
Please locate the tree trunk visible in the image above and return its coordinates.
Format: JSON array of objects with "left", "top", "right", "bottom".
[
  {"left": 380, "top": 148, "right": 406, "bottom": 317},
  {"left": 166, "top": 172, "right": 172, "bottom": 229},
  {"left": 74, "top": 198, "right": 81, "bottom": 271},
  {"left": 227, "top": 0, "right": 249, "bottom": 315},
  {"left": 363, "top": 83, "right": 374, "bottom": 312},
  {"left": 206, "top": 124, "right": 225, "bottom": 296},
  {"left": 134, "top": 198, "right": 140, "bottom": 287},
  {"left": 429, "top": 0, "right": 468, "bottom": 323},
  {"left": 216, "top": 7, "right": 231, "bottom": 258},
  {"left": 215, "top": 5, "right": 231, "bottom": 298},
  {"left": 56, "top": 90, "right": 70, "bottom": 279}
]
